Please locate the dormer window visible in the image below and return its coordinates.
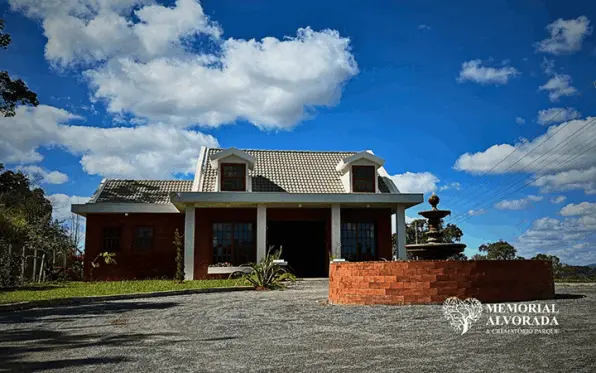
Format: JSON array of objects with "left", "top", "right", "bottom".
[
  {"left": 221, "top": 163, "right": 246, "bottom": 191},
  {"left": 352, "top": 166, "right": 375, "bottom": 193}
]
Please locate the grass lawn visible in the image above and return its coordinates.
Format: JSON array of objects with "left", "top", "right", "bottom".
[{"left": 0, "top": 279, "right": 247, "bottom": 304}]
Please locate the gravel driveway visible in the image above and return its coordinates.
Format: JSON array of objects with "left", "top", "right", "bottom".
[{"left": 1, "top": 280, "right": 595, "bottom": 373}]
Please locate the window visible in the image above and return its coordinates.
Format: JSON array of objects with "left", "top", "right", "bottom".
[
  {"left": 220, "top": 163, "right": 246, "bottom": 191},
  {"left": 212, "top": 223, "right": 254, "bottom": 265},
  {"left": 102, "top": 227, "right": 121, "bottom": 252},
  {"left": 134, "top": 227, "right": 154, "bottom": 251},
  {"left": 352, "top": 166, "right": 375, "bottom": 193},
  {"left": 341, "top": 223, "right": 376, "bottom": 261}
]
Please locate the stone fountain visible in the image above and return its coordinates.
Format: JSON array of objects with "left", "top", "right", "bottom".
[{"left": 405, "top": 193, "right": 466, "bottom": 260}]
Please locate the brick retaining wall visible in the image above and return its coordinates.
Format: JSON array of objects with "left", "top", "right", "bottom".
[{"left": 329, "top": 260, "right": 554, "bottom": 305}]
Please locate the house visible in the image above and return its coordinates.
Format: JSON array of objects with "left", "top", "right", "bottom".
[{"left": 72, "top": 147, "right": 424, "bottom": 280}]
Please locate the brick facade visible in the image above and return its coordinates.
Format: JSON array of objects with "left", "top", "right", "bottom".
[
  {"left": 329, "top": 260, "right": 555, "bottom": 305},
  {"left": 84, "top": 207, "right": 394, "bottom": 280},
  {"left": 84, "top": 213, "right": 185, "bottom": 280}
]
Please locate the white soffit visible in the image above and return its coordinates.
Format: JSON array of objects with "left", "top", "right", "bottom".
[
  {"left": 336, "top": 151, "right": 385, "bottom": 172},
  {"left": 209, "top": 147, "right": 256, "bottom": 170}
]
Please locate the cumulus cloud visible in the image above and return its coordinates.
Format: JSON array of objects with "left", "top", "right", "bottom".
[
  {"left": 457, "top": 59, "right": 519, "bottom": 85},
  {"left": 515, "top": 117, "right": 525, "bottom": 125},
  {"left": 454, "top": 116, "right": 596, "bottom": 195},
  {"left": 517, "top": 213, "right": 596, "bottom": 265},
  {"left": 468, "top": 208, "right": 486, "bottom": 216},
  {"left": 495, "top": 195, "right": 543, "bottom": 210},
  {"left": 439, "top": 182, "right": 461, "bottom": 191},
  {"left": 537, "top": 107, "right": 580, "bottom": 125},
  {"left": 550, "top": 195, "right": 567, "bottom": 204},
  {"left": 560, "top": 201, "right": 596, "bottom": 216},
  {"left": 541, "top": 57, "right": 556, "bottom": 75},
  {"left": 0, "top": 105, "right": 219, "bottom": 179},
  {"left": 390, "top": 172, "right": 439, "bottom": 194},
  {"left": 534, "top": 16, "right": 592, "bottom": 55},
  {"left": 48, "top": 194, "right": 90, "bottom": 221},
  {"left": 539, "top": 74, "right": 578, "bottom": 102},
  {"left": 10, "top": 0, "right": 358, "bottom": 130},
  {"left": 19, "top": 165, "right": 69, "bottom": 184}
]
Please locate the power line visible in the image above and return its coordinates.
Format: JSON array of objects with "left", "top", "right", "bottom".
[
  {"left": 451, "top": 116, "right": 596, "bottom": 222},
  {"left": 452, "top": 99, "right": 596, "bottom": 211}
]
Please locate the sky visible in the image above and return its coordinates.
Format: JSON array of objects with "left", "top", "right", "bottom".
[{"left": 1, "top": 0, "right": 595, "bottom": 264}]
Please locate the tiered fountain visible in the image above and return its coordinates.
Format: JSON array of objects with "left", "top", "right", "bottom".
[{"left": 405, "top": 194, "right": 466, "bottom": 260}]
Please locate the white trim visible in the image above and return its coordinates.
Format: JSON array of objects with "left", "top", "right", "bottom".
[
  {"left": 184, "top": 207, "right": 196, "bottom": 280},
  {"left": 88, "top": 178, "right": 107, "bottom": 203},
  {"left": 395, "top": 205, "right": 407, "bottom": 259},
  {"left": 171, "top": 192, "right": 423, "bottom": 207},
  {"left": 71, "top": 203, "right": 180, "bottom": 216},
  {"left": 192, "top": 146, "right": 208, "bottom": 192},
  {"left": 331, "top": 204, "right": 341, "bottom": 259},
  {"left": 336, "top": 151, "right": 385, "bottom": 173},
  {"left": 209, "top": 147, "right": 256, "bottom": 170},
  {"left": 257, "top": 205, "right": 267, "bottom": 262}
]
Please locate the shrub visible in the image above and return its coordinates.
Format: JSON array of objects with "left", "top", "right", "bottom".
[
  {"left": 232, "top": 248, "right": 295, "bottom": 290},
  {"left": 173, "top": 229, "right": 184, "bottom": 283},
  {"left": 0, "top": 250, "right": 22, "bottom": 289}
]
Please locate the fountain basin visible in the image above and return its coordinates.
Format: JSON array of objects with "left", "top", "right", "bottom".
[
  {"left": 406, "top": 243, "right": 467, "bottom": 260},
  {"left": 329, "top": 260, "right": 554, "bottom": 305}
]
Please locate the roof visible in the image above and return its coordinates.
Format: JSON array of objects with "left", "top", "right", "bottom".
[
  {"left": 92, "top": 179, "right": 193, "bottom": 204},
  {"left": 201, "top": 148, "right": 392, "bottom": 193}
]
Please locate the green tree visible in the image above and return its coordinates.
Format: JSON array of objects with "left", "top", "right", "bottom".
[
  {"left": 174, "top": 229, "right": 184, "bottom": 283},
  {"left": 0, "top": 19, "right": 38, "bottom": 117},
  {"left": 478, "top": 240, "right": 517, "bottom": 260},
  {"left": 532, "top": 254, "right": 563, "bottom": 277}
]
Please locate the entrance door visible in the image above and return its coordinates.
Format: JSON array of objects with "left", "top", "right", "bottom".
[{"left": 267, "top": 221, "right": 327, "bottom": 278}]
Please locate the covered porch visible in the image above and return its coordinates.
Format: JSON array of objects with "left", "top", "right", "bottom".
[{"left": 171, "top": 192, "right": 423, "bottom": 280}]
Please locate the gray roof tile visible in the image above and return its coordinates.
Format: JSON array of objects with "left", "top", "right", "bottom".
[
  {"left": 202, "top": 148, "right": 393, "bottom": 194},
  {"left": 94, "top": 179, "right": 192, "bottom": 204}
]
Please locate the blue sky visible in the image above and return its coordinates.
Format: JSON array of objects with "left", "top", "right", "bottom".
[{"left": 1, "top": 0, "right": 595, "bottom": 264}]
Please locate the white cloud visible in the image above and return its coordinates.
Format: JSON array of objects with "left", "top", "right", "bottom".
[
  {"left": 391, "top": 214, "right": 416, "bottom": 234},
  {"left": 468, "top": 208, "right": 486, "bottom": 216},
  {"left": 19, "top": 165, "right": 69, "bottom": 184},
  {"left": 515, "top": 117, "right": 525, "bottom": 125},
  {"left": 517, "top": 213, "right": 596, "bottom": 265},
  {"left": 390, "top": 172, "right": 439, "bottom": 194},
  {"left": 48, "top": 194, "right": 90, "bottom": 221},
  {"left": 560, "top": 201, "right": 596, "bottom": 216},
  {"left": 535, "top": 16, "right": 592, "bottom": 55},
  {"left": 439, "top": 182, "right": 461, "bottom": 191},
  {"left": 495, "top": 195, "right": 543, "bottom": 210},
  {"left": 533, "top": 166, "right": 596, "bottom": 195},
  {"left": 0, "top": 105, "right": 219, "bottom": 179},
  {"left": 11, "top": 0, "right": 358, "bottom": 130},
  {"left": 537, "top": 107, "right": 580, "bottom": 125},
  {"left": 541, "top": 57, "right": 555, "bottom": 75},
  {"left": 539, "top": 74, "right": 578, "bottom": 101},
  {"left": 457, "top": 59, "right": 519, "bottom": 85},
  {"left": 550, "top": 196, "right": 567, "bottom": 204},
  {"left": 417, "top": 24, "right": 431, "bottom": 30}
]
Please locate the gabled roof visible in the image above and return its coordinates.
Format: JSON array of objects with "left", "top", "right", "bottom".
[
  {"left": 200, "top": 148, "right": 393, "bottom": 193},
  {"left": 209, "top": 147, "right": 256, "bottom": 170},
  {"left": 92, "top": 179, "right": 193, "bottom": 204},
  {"left": 336, "top": 151, "right": 385, "bottom": 172}
]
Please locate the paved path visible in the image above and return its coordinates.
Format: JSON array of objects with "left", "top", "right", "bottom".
[{"left": 1, "top": 281, "right": 595, "bottom": 373}]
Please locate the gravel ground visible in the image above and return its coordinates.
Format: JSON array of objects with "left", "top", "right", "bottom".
[{"left": 1, "top": 280, "right": 595, "bottom": 373}]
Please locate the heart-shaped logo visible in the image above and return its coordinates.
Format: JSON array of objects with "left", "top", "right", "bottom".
[{"left": 442, "top": 297, "right": 483, "bottom": 335}]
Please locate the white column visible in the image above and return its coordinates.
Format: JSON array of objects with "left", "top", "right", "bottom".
[
  {"left": 331, "top": 204, "right": 341, "bottom": 260},
  {"left": 396, "top": 205, "right": 407, "bottom": 260},
  {"left": 257, "top": 204, "right": 267, "bottom": 262},
  {"left": 184, "top": 206, "right": 195, "bottom": 280}
]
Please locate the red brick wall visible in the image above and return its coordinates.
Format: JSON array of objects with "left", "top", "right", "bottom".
[
  {"left": 84, "top": 213, "right": 185, "bottom": 280},
  {"left": 329, "top": 260, "right": 554, "bottom": 305}
]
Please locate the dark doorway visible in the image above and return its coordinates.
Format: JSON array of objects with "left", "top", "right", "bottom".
[{"left": 267, "top": 221, "right": 327, "bottom": 278}]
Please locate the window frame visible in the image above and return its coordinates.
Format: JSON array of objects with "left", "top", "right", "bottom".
[
  {"left": 102, "top": 226, "right": 122, "bottom": 252},
  {"left": 220, "top": 163, "right": 246, "bottom": 192},
  {"left": 351, "top": 165, "right": 376, "bottom": 193},
  {"left": 340, "top": 222, "right": 377, "bottom": 261},
  {"left": 133, "top": 226, "right": 155, "bottom": 251},
  {"left": 211, "top": 222, "right": 255, "bottom": 265}
]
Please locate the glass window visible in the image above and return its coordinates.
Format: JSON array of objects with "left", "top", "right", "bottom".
[
  {"left": 352, "top": 166, "right": 375, "bottom": 193},
  {"left": 212, "top": 223, "right": 254, "bottom": 265},
  {"left": 221, "top": 163, "right": 246, "bottom": 191},
  {"left": 102, "top": 227, "right": 121, "bottom": 252},
  {"left": 341, "top": 222, "right": 376, "bottom": 261},
  {"left": 134, "top": 227, "right": 154, "bottom": 250}
]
